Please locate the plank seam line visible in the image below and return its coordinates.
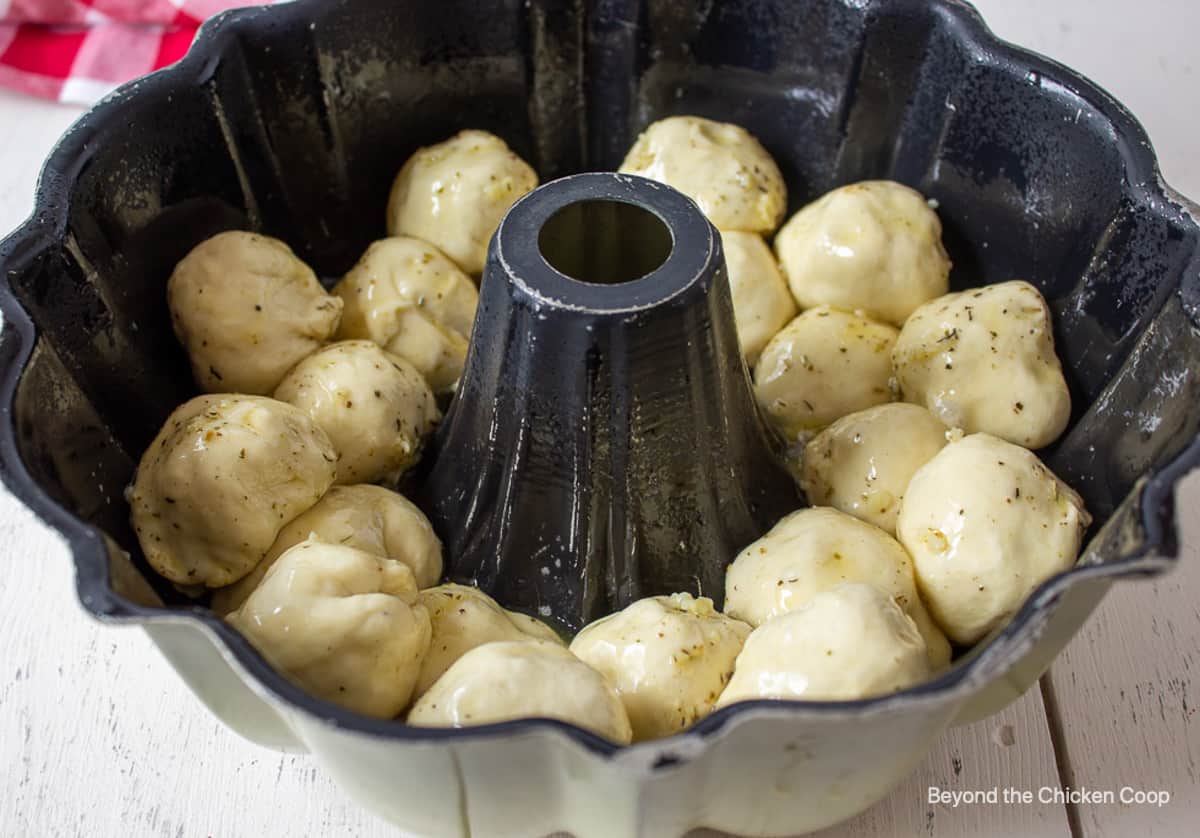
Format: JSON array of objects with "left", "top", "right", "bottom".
[{"left": 1040, "top": 674, "right": 1085, "bottom": 838}]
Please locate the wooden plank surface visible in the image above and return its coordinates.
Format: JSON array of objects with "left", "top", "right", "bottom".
[
  {"left": 1042, "top": 473, "right": 1200, "bottom": 837},
  {"left": 2, "top": 0, "right": 1200, "bottom": 834},
  {"left": 809, "top": 690, "right": 1071, "bottom": 838}
]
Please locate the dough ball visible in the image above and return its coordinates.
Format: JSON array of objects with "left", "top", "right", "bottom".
[
  {"left": 775, "top": 180, "right": 950, "bottom": 326},
  {"left": 407, "top": 640, "right": 633, "bottom": 744},
  {"left": 892, "top": 280, "right": 1071, "bottom": 449},
  {"left": 333, "top": 237, "right": 479, "bottom": 395},
  {"left": 716, "top": 583, "right": 931, "bottom": 705},
  {"left": 129, "top": 395, "right": 336, "bottom": 588},
  {"left": 800, "top": 403, "right": 949, "bottom": 535},
  {"left": 754, "top": 306, "right": 898, "bottom": 438},
  {"left": 167, "top": 231, "right": 343, "bottom": 394},
  {"left": 386, "top": 130, "right": 538, "bottom": 275},
  {"left": 619, "top": 116, "right": 786, "bottom": 233},
  {"left": 416, "top": 584, "right": 563, "bottom": 697},
  {"left": 274, "top": 341, "right": 439, "bottom": 485},
  {"left": 896, "top": 433, "right": 1091, "bottom": 645},
  {"left": 211, "top": 484, "right": 442, "bottom": 614},
  {"left": 227, "top": 539, "right": 431, "bottom": 718},
  {"left": 722, "top": 231, "right": 798, "bottom": 365},
  {"left": 725, "top": 506, "right": 950, "bottom": 669},
  {"left": 569, "top": 593, "right": 751, "bottom": 741}
]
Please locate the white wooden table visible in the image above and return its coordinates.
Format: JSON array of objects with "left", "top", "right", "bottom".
[{"left": 1, "top": 2, "right": 1198, "bottom": 835}]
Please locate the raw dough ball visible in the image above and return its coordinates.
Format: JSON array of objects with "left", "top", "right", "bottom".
[
  {"left": 386, "top": 130, "right": 538, "bottom": 275},
  {"left": 896, "top": 433, "right": 1091, "bottom": 645},
  {"left": 620, "top": 116, "right": 786, "bottom": 233},
  {"left": 211, "top": 484, "right": 442, "bottom": 614},
  {"left": 128, "top": 395, "right": 336, "bottom": 588},
  {"left": 892, "top": 280, "right": 1071, "bottom": 448},
  {"left": 754, "top": 306, "right": 898, "bottom": 438},
  {"left": 227, "top": 539, "right": 431, "bottom": 718},
  {"left": 775, "top": 180, "right": 950, "bottom": 326},
  {"left": 415, "top": 583, "right": 563, "bottom": 697},
  {"left": 800, "top": 403, "right": 949, "bottom": 535},
  {"left": 407, "top": 640, "right": 633, "bottom": 744},
  {"left": 569, "top": 593, "right": 751, "bottom": 741},
  {"left": 722, "top": 231, "right": 798, "bottom": 365},
  {"left": 725, "top": 506, "right": 950, "bottom": 668},
  {"left": 274, "top": 341, "right": 439, "bottom": 485},
  {"left": 716, "top": 583, "right": 931, "bottom": 705},
  {"left": 333, "top": 237, "right": 479, "bottom": 395},
  {"left": 167, "top": 231, "right": 343, "bottom": 394}
]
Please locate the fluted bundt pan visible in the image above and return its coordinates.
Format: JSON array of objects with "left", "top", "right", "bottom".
[{"left": 0, "top": 0, "right": 1198, "bottom": 835}]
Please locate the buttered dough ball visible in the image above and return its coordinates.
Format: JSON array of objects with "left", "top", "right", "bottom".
[
  {"left": 386, "top": 130, "right": 537, "bottom": 275},
  {"left": 228, "top": 539, "right": 431, "bottom": 718},
  {"left": 897, "top": 433, "right": 1090, "bottom": 645},
  {"left": 415, "top": 584, "right": 563, "bottom": 696},
  {"left": 333, "top": 237, "right": 479, "bottom": 395},
  {"left": 723, "top": 231, "right": 798, "bottom": 365},
  {"left": 211, "top": 484, "right": 442, "bottom": 614},
  {"left": 620, "top": 116, "right": 786, "bottom": 233},
  {"left": 754, "top": 306, "right": 898, "bottom": 437},
  {"left": 167, "top": 231, "right": 343, "bottom": 394},
  {"left": 892, "top": 280, "right": 1071, "bottom": 449},
  {"left": 775, "top": 180, "right": 950, "bottom": 326},
  {"left": 717, "top": 583, "right": 931, "bottom": 705},
  {"left": 800, "top": 403, "right": 949, "bottom": 535},
  {"left": 274, "top": 341, "right": 439, "bottom": 485},
  {"left": 408, "top": 640, "right": 633, "bottom": 743},
  {"left": 570, "top": 593, "right": 751, "bottom": 741},
  {"left": 129, "top": 395, "right": 336, "bottom": 588},
  {"left": 725, "top": 506, "right": 950, "bottom": 668}
]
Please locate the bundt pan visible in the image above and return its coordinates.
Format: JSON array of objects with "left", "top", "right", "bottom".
[{"left": 0, "top": 0, "right": 1198, "bottom": 834}]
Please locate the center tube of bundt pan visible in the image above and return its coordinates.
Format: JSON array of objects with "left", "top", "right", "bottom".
[{"left": 417, "top": 173, "right": 798, "bottom": 632}]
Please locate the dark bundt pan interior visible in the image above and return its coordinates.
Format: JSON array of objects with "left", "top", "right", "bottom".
[{"left": 0, "top": 0, "right": 1198, "bottom": 755}]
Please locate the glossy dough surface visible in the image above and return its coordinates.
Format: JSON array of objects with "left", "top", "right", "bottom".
[
  {"left": 167, "top": 231, "right": 343, "bottom": 394},
  {"left": 717, "top": 583, "right": 931, "bottom": 705},
  {"left": 800, "top": 403, "right": 949, "bottom": 535},
  {"left": 227, "top": 539, "right": 431, "bottom": 718},
  {"left": 897, "top": 433, "right": 1091, "bottom": 645},
  {"left": 211, "top": 484, "right": 442, "bottom": 614},
  {"left": 725, "top": 507, "right": 950, "bottom": 668},
  {"left": 569, "top": 593, "right": 751, "bottom": 741},
  {"left": 754, "top": 306, "right": 898, "bottom": 437},
  {"left": 128, "top": 395, "right": 336, "bottom": 587},
  {"left": 892, "top": 280, "right": 1071, "bottom": 448},
  {"left": 333, "top": 236, "right": 479, "bottom": 395},
  {"left": 407, "top": 640, "right": 633, "bottom": 744},
  {"left": 273, "top": 341, "right": 439, "bottom": 485},
  {"left": 722, "top": 231, "right": 798, "bottom": 365},
  {"left": 149, "top": 125, "right": 1098, "bottom": 728},
  {"left": 386, "top": 130, "right": 538, "bottom": 275},
  {"left": 415, "top": 584, "right": 563, "bottom": 697},
  {"left": 775, "top": 180, "right": 950, "bottom": 326},
  {"left": 620, "top": 116, "right": 786, "bottom": 233}
]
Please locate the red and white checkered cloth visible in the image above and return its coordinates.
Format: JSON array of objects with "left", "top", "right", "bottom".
[{"left": 0, "top": 0, "right": 272, "bottom": 104}]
